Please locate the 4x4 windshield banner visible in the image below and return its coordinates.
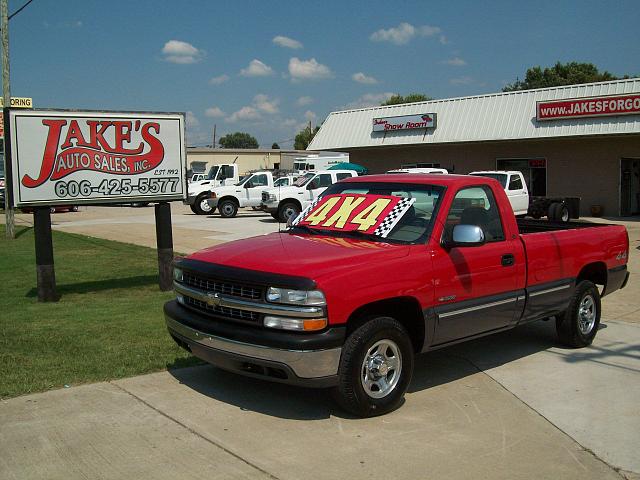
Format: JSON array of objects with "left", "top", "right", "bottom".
[
  {"left": 292, "top": 194, "right": 416, "bottom": 237},
  {"left": 9, "top": 110, "right": 186, "bottom": 207}
]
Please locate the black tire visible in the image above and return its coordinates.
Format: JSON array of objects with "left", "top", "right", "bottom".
[
  {"left": 189, "top": 204, "right": 198, "bottom": 214},
  {"left": 218, "top": 199, "right": 238, "bottom": 218},
  {"left": 193, "top": 194, "right": 214, "bottom": 215},
  {"left": 547, "top": 203, "right": 560, "bottom": 221},
  {"left": 558, "top": 204, "right": 570, "bottom": 222},
  {"left": 270, "top": 212, "right": 279, "bottom": 220},
  {"left": 333, "top": 316, "right": 414, "bottom": 417},
  {"left": 278, "top": 202, "right": 300, "bottom": 223},
  {"left": 556, "top": 280, "right": 601, "bottom": 348}
]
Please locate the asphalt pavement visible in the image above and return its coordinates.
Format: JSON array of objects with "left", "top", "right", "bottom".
[{"left": 1, "top": 204, "right": 639, "bottom": 479}]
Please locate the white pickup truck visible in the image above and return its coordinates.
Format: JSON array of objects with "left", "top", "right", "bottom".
[
  {"left": 261, "top": 170, "right": 358, "bottom": 222},
  {"left": 207, "top": 171, "right": 298, "bottom": 218},
  {"left": 186, "top": 164, "right": 239, "bottom": 215},
  {"left": 469, "top": 170, "right": 578, "bottom": 221}
]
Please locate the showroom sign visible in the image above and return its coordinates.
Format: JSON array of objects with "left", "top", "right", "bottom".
[
  {"left": 537, "top": 93, "right": 640, "bottom": 121},
  {"left": 8, "top": 110, "right": 186, "bottom": 207},
  {"left": 373, "top": 113, "right": 437, "bottom": 132}
]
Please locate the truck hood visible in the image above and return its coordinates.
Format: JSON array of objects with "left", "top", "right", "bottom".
[
  {"left": 262, "top": 186, "right": 303, "bottom": 199},
  {"left": 212, "top": 185, "right": 244, "bottom": 196},
  {"left": 188, "top": 232, "right": 412, "bottom": 282}
]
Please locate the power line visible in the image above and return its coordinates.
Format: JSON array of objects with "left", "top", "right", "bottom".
[{"left": 8, "top": 0, "right": 35, "bottom": 20}]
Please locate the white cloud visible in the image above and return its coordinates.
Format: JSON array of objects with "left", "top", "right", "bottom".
[
  {"left": 205, "top": 107, "right": 225, "bottom": 118},
  {"left": 161, "top": 40, "right": 204, "bottom": 64},
  {"left": 304, "top": 110, "right": 317, "bottom": 121},
  {"left": 439, "top": 35, "right": 449, "bottom": 45},
  {"left": 296, "top": 96, "right": 313, "bottom": 106},
  {"left": 288, "top": 57, "right": 333, "bottom": 81},
  {"left": 186, "top": 111, "right": 199, "bottom": 128},
  {"left": 450, "top": 76, "right": 474, "bottom": 85},
  {"left": 253, "top": 94, "right": 279, "bottom": 114},
  {"left": 442, "top": 57, "right": 466, "bottom": 66},
  {"left": 352, "top": 72, "right": 378, "bottom": 84},
  {"left": 370, "top": 22, "right": 442, "bottom": 45},
  {"left": 227, "top": 106, "right": 262, "bottom": 122},
  {"left": 273, "top": 35, "right": 303, "bottom": 49},
  {"left": 344, "top": 92, "right": 395, "bottom": 109},
  {"left": 282, "top": 118, "right": 298, "bottom": 127},
  {"left": 209, "top": 74, "right": 229, "bottom": 85},
  {"left": 240, "top": 59, "right": 274, "bottom": 77}
]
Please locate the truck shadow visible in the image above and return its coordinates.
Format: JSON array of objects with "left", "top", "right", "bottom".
[{"left": 167, "top": 319, "right": 606, "bottom": 420}]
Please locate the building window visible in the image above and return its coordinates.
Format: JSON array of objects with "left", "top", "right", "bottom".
[
  {"left": 402, "top": 162, "right": 441, "bottom": 168},
  {"left": 497, "top": 158, "right": 546, "bottom": 196}
]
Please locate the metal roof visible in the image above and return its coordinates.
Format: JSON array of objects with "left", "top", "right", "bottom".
[{"left": 308, "top": 79, "right": 640, "bottom": 151}]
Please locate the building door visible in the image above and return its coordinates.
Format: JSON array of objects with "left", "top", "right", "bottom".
[
  {"left": 497, "top": 158, "right": 546, "bottom": 196},
  {"left": 620, "top": 158, "right": 640, "bottom": 216}
]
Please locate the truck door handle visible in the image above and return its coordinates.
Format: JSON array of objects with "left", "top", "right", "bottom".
[{"left": 501, "top": 254, "right": 515, "bottom": 267}]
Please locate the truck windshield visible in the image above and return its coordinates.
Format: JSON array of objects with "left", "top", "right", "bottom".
[
  {"left": 291, "top": 182, "right": 445, "bottom": 244},
  {"left": 470, "top": 173, "right": 507, "bottom": 188},
  {"left": 293, "top": 172, "right": 315, "bottom": 187},
  {"left": 206, "top": 166, "right": 219, "bottom": 180}
]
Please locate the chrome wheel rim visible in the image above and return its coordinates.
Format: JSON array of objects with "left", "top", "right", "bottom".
[
  {"left": 361, "top": 339, "right": 402, "bottom": 399},
  {"left": 283, "top": 206, "right": 298, "bottom": 220},
  {"left": 578, "top": 294, "right": 596, "bottom": 334},
  {"left": 220, "top": 203, "right": 234, "bottom": 216},
  {"left": 199, "top": 199, "right": 212, "bottom": 213},
  {"left": 561, "top": 208, "right": 569, "bottom": 222}
]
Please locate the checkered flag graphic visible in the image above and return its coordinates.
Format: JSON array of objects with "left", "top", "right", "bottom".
[
  {"left": 373, "top": 197, "right": 416, "bottom": 238},
  {"left": 290, "top": 197, "right": 323, "bottom": 226}
]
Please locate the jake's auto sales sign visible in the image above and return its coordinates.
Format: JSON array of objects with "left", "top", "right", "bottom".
[{"left": 8, "top": 110, "right": 186, "bottom": 207}]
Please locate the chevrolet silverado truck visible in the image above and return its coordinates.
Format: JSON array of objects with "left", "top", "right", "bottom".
[
  {"left": 186, "top": 164, "right": 239, "bottom": 215},
  {"left": 206, "top": 172, "right": 298, "bottom": 218},
  {"left": 165, "top": 174, "right": 629, "bottom": 417}
]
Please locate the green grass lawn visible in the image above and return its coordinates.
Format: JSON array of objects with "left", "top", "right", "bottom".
[{"left": 0, "top": 225, "right": 200, "bottom": 399}]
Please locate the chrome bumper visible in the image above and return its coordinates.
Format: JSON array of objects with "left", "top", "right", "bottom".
[{"left": 166, "top": 316, "right": 341, "bottom": 379}]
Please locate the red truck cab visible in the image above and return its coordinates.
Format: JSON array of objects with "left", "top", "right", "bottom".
[{"left": 165, "top": 174, "right": 629, "bottom": 417}]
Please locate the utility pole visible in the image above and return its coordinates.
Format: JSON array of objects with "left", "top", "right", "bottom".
[
  {"left": 212, "top": 124, "right": 216, "bottom": 148},
  {"left": 1, "top": 0, "right": 14, "bottom": 239}
]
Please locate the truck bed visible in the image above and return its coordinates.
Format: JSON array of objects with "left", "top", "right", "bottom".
[{"left": 516, "top": 218, "right": 613, "bottom": 234}]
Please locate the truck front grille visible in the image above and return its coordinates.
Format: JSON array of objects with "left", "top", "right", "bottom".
[
  {"left": 184, "top": 296, "right": 261, "bottom": 323},
  {"left": 182, "top": 272, "right": 263, "bottom": 300},
  {"left": 261, "top": 192, "right": 269, "bottom": 202}
]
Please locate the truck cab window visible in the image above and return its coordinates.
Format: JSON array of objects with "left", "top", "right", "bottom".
[
  {"left": 509, "top": 175, "right": 523, "bottom": 190},
  {"left": 447, "top": 186, "right": 505, "bottom": 242},
  {"left": 318, "top": 174, "right": 332, "bottom": 187}
]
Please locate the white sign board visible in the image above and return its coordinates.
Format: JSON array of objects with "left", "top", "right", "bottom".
[
  {"left": 9, "top": 110, "right": 186, "bottom": 207},
  {"left": 372, "top": 113, "right": 436, "bottom": 132}
]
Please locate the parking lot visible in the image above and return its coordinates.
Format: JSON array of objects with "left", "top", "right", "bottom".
[{"left": 2, "top": 204, "right": 639, "bottom": 479}]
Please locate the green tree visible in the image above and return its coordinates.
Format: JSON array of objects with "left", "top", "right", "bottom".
[
  {"left": 271, "top": 142, "right": 280, "bottom": 149},
  {"left": 381, "top": 93, "right": 432, "bottom": 106},
  {"left": 219, "top": 132, "right": 259, "bottom": 149},
  {"left": 294, "top": 125, "right": 320, "bottom": 150},
  {"left": 503, "top": 62, "right": 621, "bottom": 92}
]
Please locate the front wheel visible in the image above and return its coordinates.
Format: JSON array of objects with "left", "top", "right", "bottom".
[
  {"left": 556, "top": 280, "right": 601, "bottom": 347},
  {"left": 278, "top": 202, "right": 300, "bottom": 223},
  {"left": 193, "top": 194, "right": 214, "bottom": 215},
  {"left": 333, "top": 316, "right": 414, "bottom": 417},
  {"left": 218, "top": 199, "right": 238, "bottom": 218}
]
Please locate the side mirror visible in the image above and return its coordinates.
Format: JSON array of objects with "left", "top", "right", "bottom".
[
  {"left": 445, "top": 224, "right": 486, "bottom": 248},
  {"left": 245, "top": 182, "right": 253, "bottom": 189}
]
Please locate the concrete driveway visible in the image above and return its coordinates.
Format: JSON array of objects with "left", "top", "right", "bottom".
[{"left": 2, "top": 204, "right": 639, "bottom": 479}]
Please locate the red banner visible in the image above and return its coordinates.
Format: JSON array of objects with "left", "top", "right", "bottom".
[{"left": 537, "top": 94, "right": 640, "bottom": 121}]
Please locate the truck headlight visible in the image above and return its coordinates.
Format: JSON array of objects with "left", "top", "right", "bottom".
[
  {"left": 266, "top": 287, "right": 326, "bottom": 306},
  {"left": 263, "top": 316, "right": 327, "bottom": 331},
  {"left": 173, "top": 267, "right": 183, "bottom": 282},
  {"left": 268, "top": 194, "right": 277, "bottom": 202}
]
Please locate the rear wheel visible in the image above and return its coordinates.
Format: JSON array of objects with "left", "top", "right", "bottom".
[
  {"left": 270, "top": 212, "right": 279, "bottom": 220},
  {"left": 278, "top": 202, "right": 300, "bottom": 223},
  {"left": 556, "top": 280, "right": 601, "bottom": 347},
  {"left": 193, "top": 194, "right": 213, "bottom": 215},
  {"left": 333, "top": 316, "right": 414, "bottom": 417},
  {"left": 218, "top": 199, "right": 238, "bottom": 218}
]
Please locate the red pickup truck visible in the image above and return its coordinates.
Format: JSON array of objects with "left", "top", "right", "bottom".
[{"left": 165, "top": 174, "right": 629, "bottom": 417}]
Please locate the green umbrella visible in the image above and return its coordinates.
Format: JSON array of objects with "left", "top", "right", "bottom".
[{"left": 327, "top": 162, "right": 369, "bottom": 175}]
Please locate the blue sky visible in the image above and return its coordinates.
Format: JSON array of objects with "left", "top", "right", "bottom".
[{"left": 7, "top": 0, "right": 640, "bottom": 148}]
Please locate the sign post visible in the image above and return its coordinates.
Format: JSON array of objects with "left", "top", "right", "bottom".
[
  {"left": 155, "top": 202, "right": 173, "bottom": 291},
  {"left": 8, "top": 109, "right": 187, "bottom": 299}
]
